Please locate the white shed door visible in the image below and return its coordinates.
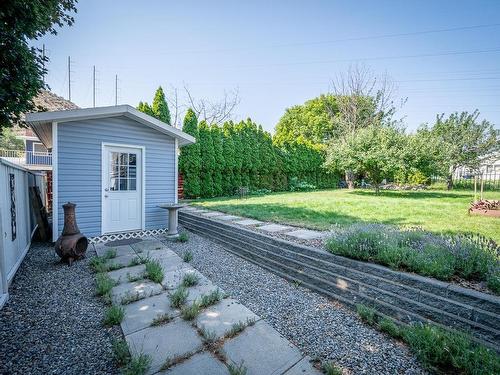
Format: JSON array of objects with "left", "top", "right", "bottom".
[{"left": 103, "top": 145, "right": 143, "bottom": 234}]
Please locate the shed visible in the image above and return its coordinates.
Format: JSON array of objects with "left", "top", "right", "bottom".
[{"left": 25, "top": 105, "right": 195, "bottom": 240}]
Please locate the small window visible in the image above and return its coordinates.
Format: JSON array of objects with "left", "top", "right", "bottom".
[
  {"left": 109, "top": 151, "right": 137, "bottom": 191},
  {"left": 33, "top": 142, "right": 47, "bottom": 153}
]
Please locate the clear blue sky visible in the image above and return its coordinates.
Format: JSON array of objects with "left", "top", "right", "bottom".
[{"left": 36, "top": 0, "right": 500, "bottom": 133}]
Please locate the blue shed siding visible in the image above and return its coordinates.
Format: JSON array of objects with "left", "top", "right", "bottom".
[{"left": 56, "top": 116, "right": 175, "bottom": 237}]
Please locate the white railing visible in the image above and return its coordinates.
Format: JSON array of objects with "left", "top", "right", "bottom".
[{"left": 0, "top": 149, "right": 52, "bottom": 166}]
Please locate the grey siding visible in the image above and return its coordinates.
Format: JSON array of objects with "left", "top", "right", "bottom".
[{"left": 57, "top": 116, "right": 175, "bottom": 237}]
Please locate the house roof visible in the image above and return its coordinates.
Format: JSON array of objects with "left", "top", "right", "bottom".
[{"left": 25, "top": 105, "right": 196, "bottom": 148}]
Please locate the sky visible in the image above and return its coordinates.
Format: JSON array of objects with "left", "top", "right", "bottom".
[{"left": 36, "top": 0, "right": 500, "bottom": 133}]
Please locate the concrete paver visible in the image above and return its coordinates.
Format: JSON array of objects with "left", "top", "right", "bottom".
[
  {"left": 131, "top": 239, "right": 166, "bottom": 253},
  {"left": 95, "top": 244, "right": 135, "bottom": 258},
  {"left": 186, "top": 283, "right": 224, "bottom": 304},
  {"left": 233, "top": 219, "right": 264, "bottom": 226},
  {"left": 125, "top": 317, "right": 203, "bottom": 375},
  {"left": 196, "top": 298, "right": 259, "bottom": 339},
  {"left": 107, "top": 264, "right": 146, "bottom": 284},
  {"left": 283, "top": 356, "right": 322, "bottom": 375},
  {"left": 223, "top": 320, "right": 303, "bottom": 375},
  {"left": 161, "top": 266, "right": 209, "bottom": 290},
  {"left": 160, "top": 352, "right": 230, "bottom": 375},
  {"left": 105, "top": 254, "right": 138, "bottom": 268},
  {"left": 285, "top": 229, "right": 327, "bottom": 240},
  {"left": 257, "top": 223, "right": 294, "bottom": 233},
  {"left": 111, "top": 280, "right": 163, "bottom": 305},
  {"left": 121, "top": 292, "right": 179, "bottom": 335}
]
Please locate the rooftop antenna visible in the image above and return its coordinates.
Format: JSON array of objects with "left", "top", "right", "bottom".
[
  {"left": 67, "top": 56, "right": 72, "bottom": 101},
  {"left": 93, "top": 65, "right": 96, "bottom": 107},
  {"left": 115, "top": 74, "right": 118, "bottom": 106}
]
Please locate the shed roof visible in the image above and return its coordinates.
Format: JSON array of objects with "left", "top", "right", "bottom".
[{"left": 25, "top": 105, "right": 195, "bottom": 148}]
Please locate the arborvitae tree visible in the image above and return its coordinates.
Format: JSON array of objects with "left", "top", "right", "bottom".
[
  {"left": 179, "top": 108, "right": 201, "bottom": 198},
  {"left": 222, "top": 122, "right": 236, "bottom": 195},
  {"left": 211, "top": 124, "right": 224, "bottom": 196},
  {"left": 231, "top": 122, "right": 243, "bottom": 189},
  {"left": 198, "top": 121, "right": 215, "bottom": 197},
  {"left": 152, "top": 86, "right": 171, "bottom": 125},
  {"left": 137, "top": 101, "right": 154, "bottom": 116}
]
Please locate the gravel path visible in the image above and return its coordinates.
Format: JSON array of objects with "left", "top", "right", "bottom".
[
  {"left": 167, "top": 228, "right": 426, "bottom": 375},
  {"left": 0, "top": 243, "right": 121, "bottom": 375}
]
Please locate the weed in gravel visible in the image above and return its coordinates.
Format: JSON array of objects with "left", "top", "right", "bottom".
[
  {"left": 129, "top": 256, "right": 147, "bottom": 267},
  {"left": 198, "top": 289, "right": 223, "bottom": 309},
  {"left": 356, "top": 304, "right": 376, "bottom": 326},
  {"left": 378, "top": 318, "right": 402, "bottom": 339},
  {"left": 144, "top": 259, "right": 164, "bottom": 283},
  {"left": 160, "top": 352, "right": 195, "bottom": 371},
  {"left": 103, "top": 305, "right": 125, "bottom": 326},
  {"left": 90, "top": 256, "right": 108, "bottom": 273},
  {"left": 107, "top": 262, "right": 126, "bottom": 271},
  {"left": 181, "top": 273, "right": 200, "bottom": 287},
  {"left": 150, "top": 313, "right": 173, "bottom": 326},
  {"left": 182, "top": 250, "right": 193, "bottom": 262},
  {"left": 111, "top": 339, "right": 131, "bottom": 366},
  {"left": 180, "top": 302, "right": 201, "bottom": 321},
  {"left": 95, "top": 273, "right": 116, "bottom": 297},
  {"left": 227, "top": 361, "right": 247, "bottom": 375},
  {"left": 199, "top": 326, "right": 217, "bottom": 344},
  {"left": 124, "top": 353, "right": 152, "bottom": 375},
  {"left": 226, "top": 318, "right": 256, "bottom": 338},
  {"left": 170, "top": 287, "right": 189, "bottom": 308},
  {"left": 323, "top": 362, "right": 342, "bottom": 375},
  {"left": 177, "top": 232, "right": 189, "bottom": 243}
]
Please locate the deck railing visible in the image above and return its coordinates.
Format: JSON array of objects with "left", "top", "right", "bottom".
[{"left": 0, "top": 149, "right": 52, "bottom": 166}]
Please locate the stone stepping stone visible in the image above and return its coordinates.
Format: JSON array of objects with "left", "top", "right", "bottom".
[
  {"left": 233, "top": 219, "right": 264, "bottom": 226},
  {"left": 131, "top": 239, "right": 166, "bottom": 253},
  {"left": 141, "top": 248, "right": 178, "bottom": 262},
  {"left": 222, "top": 320, "right": 302, "bottom": 375},
  {"left": 125, "top": 317, "right": 203, "bottom": 375},
  {"left": 161, "top": 266, "right": 209, "bottom": 290},
  {"left": 186, "top": 282, "right": 224, "bottom": 304},
  {"left": 217, "top": 215, "right": 242, "bottom": 221},
  {"left": 106, "top": 254, "right": 138, "bottom": 269},
  {"left": 201, "top": 211, "right": 225, "bottom": 217},
  {"left": 159, "top": 352, "right": 229, "bottom": 375},
  {"left": 257, "top": 223, "right": 294, "bottom": 233},
  {"left": 108, "top": 264, "right": 146, "bottom": 284},
  {"left": 121, "top": 292, "right": 179, "bottom": 335},
  {"left": 285, "top": 229, "right": 327, "bottom": 240},
  {"left": 284, "top": 356, "right": 322, "bottom": 375},
  {"left": 95, "top": 244, "right": 135, "bottom": 258},
  {"left": 195, "top": 298, "right": 259, "bottom": 339},
  {"left": 111, "top": 280, "right": 163, "bottom": 305}
]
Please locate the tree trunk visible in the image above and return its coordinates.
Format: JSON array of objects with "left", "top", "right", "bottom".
[
  {"left": 447, "top": 174, "right": 453, "bottom": 190},
  {"left": 375, "top": 184, "right": 380, "bottom": 195},
  {"left": 345, "top": 170, "right": 355, "bottom": 189}
]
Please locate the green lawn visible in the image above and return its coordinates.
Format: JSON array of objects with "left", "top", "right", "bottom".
[{"left": 191, "top": 189, "right": 500, "bottom": 243}]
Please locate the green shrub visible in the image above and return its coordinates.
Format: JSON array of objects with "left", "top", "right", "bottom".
[
  {"left": 356, "top": 304, "right": 376, "bottom": 326},
  {"left": 124, "top": 353, "right": 152, "bottom": 375},
  {"left": 144, "top": 259, "right": 164, "bottom": 283},
  {"left": 183, "top": 250, "right": 193, "bottom": 262},
  {"left": 323, "top": 362, "right": 342, "bottom": 375},
  {"left": 103, "top": 305, "right": 125, "bottom": 326},
  {"left": 378, "top": 318, "right": 401, "bottom": 338},
  {"left": 170, "top": 287, "right": 189, "bottom": 308},
  {"left": 180, "top": 302, "right": 200, "bottom": 321},
  {"left": 105, "top": 248, "right": 117, "bottom": 259},
  {"left": 177, "top": 232, "right": 189, "bottom": 243},
  {"left": 326, "top": 224, "right": 500, "bottom": 294},
  {"left": 403, "top": 324, "right": 500, "bottom": 374},
  {"left": 227, "top": 361, "right": 248, "bottom": 375},
  {"left": 111, "top": 339, "right": 131, "bottom": 366},
  {"left": 95, "top": 273, "right": 116, "bottom": 297},
  {"left": 181, "top": 273, "right": 200, "bottom": 287}
]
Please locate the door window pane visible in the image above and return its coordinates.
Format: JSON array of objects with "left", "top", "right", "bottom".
[
  {"left": 129, "top": 179, "right": 136, "bottom": 190},
  {"left": 119, "top": 178, "right": 128, "bottom": 190},
  {"left": 129, "top": 166, "right": 136, "bottom": 178},
  {"left": 109, "top": 151, "right": 138, "bottom": 191},
  {"left": 129, "top": 154, "right": 136, "bottom": 165}
]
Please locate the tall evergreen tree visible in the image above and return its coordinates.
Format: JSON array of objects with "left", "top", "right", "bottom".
[
  {"left": 211, "top": 125, "right": 224, "bottom": 196},
  {"left": 222, "top": 122, "right": 236, "bottom": 195},
  {"left": 152, "top": 86, "right": 171, "bottom": 125},
  {"left": 137, "top": 101, "right": 154, "bottom": 116},
  {"left": 179, "top": 108, "right": 201, "bottom": 198},
  {"left": 198, "top": 121, "right": 215, "bottom": 197}
]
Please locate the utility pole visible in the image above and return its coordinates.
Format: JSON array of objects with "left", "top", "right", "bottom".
[
  {"left": 92, "top": 65, "right": 96, "bottom": 107},
  {"left": 67, "top": 56, "right": 71, "bottom": 101},
  {"left": 115, "top": 74, "right": 118, "bottom": 106}
]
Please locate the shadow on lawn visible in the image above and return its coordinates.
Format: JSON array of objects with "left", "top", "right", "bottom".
[{"left": 348, "top": 189, "right": 469, "bottom": 200}]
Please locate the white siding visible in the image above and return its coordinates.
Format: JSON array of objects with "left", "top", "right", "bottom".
[{"left": 56, "top": 116, "right": 175, "bottom": 237}]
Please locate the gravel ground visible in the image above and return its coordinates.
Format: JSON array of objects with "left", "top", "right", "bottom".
[
  {"left": 0, "top": 243, "right": 121, "bottom": 375},
  {"left": 168, "top": 227, "right": 426, "bottom": 375}
]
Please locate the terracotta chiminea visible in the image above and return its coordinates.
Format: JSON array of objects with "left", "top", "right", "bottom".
[{"left": 55, "top": 202, "right": 88, "bottom": 265}]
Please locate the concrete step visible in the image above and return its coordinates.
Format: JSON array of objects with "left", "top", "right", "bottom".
[{"left": 180, "top": 211, "right": 500, "bottom": 350}]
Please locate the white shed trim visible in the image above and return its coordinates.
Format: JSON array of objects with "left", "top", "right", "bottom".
[{"left": 26, "top": 105, "right": 196, "bottom": 148}]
